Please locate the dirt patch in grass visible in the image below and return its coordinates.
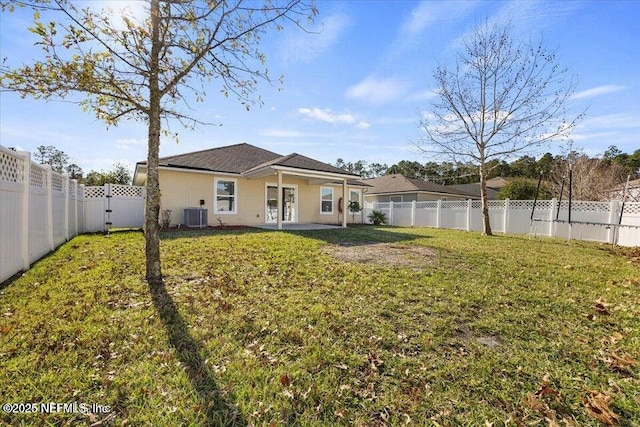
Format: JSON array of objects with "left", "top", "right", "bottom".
[
  {"left": 455, "top": 325, "right": 503, "bottom": 348},
  {"left": 322, "top": 241, "right": 437, "bottom": 270}
]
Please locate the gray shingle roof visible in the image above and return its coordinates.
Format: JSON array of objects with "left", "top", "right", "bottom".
[
  {"left": 246, "top": 152, "right": 360, "bottom": 176},
  {"left": 448, "top": 183, "right": 499, "bottom": 199},
  {"left": 139, "top": 143, "right": 283, "bottom": 174},
  {"left": 137, "top": 143, "right": 363, "bottom": 179},
  {"left": 362, "top": 174, "right": 476, "bottom": 197}
]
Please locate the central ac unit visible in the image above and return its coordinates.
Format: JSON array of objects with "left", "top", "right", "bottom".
[{"left": 183, "top": 208, "right": 207, "bottom": 228}]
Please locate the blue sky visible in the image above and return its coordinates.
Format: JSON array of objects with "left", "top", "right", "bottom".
[{"left": 1, "top": 0, "right": 638, "bottom": 175}]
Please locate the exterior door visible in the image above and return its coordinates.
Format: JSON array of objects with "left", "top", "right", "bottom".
[{"left": 266, "top": 185, "right": 296, "bottom": 223}]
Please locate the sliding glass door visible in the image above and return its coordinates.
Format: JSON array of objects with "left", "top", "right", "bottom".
[{"left": 266, "top": 185, "right": 296, "bottom": 223}]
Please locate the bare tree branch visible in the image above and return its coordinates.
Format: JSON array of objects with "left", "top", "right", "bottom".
[{"left": 416, "top": 21, "right": 583, "bottom": 235}]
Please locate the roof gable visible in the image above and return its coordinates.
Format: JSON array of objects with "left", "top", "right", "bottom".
[{"left": 246, "top": 152, "right": 358, "bottom": 176}]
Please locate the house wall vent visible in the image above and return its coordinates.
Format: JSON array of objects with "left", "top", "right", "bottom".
[{"left": 183, "top": 208, "right": 207, "bottom": 228}]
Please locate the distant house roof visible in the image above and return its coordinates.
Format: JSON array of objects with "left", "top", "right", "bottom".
[
  {"left": 362, "top": 174, "right": 477, "bottom": 198},
  {"left": 485, "top": 176, "right": 509, "bottom": 189},
  {"left": 133, "top": 143, "right": 366, "bottom": 185},
  {"left": 448, "top": 183, "right": 500, "bottom": 199}
]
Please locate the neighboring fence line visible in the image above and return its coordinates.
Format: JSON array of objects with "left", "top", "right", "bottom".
[
  {"left": 1, "top": 146, "right": 144, "bottom": 283},
  {"left": 363, "top": 199, "right": 640, "bottom": 247}
]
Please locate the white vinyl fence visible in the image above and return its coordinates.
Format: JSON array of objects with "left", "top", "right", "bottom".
[
  {"left": 1, "top": 147, "right": 145, "bottom": 283},
  {"left": 363, "top": 199, "right": 640, "bottom": 247}
]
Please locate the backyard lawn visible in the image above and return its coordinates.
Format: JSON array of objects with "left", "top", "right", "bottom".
[{"left": 1, "top": 227, "right": 638, "bottom": 426}]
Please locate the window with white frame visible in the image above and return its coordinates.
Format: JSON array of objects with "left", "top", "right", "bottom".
[
  {"left": 390, "top": 195, "right": 403, "bottom": 203},
  {"left": 320, "top": 187, "right": 333, "bottom": 214},
  {"left": 215, "top": 178, "right": 237, "bottom": 214}
]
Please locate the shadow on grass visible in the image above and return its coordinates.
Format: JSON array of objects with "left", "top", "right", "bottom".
[
  {"left": 159, "top": 224, "right": 430, "bottom": 246},
  {"left": 159, "top": 227, "right": 262, "bottom": 241},
  {"left": 148, "top": 280, "right": 247, "bottom": 426},
  {"left": 286, "top": 225, "right": 431, "bottom": 245}
]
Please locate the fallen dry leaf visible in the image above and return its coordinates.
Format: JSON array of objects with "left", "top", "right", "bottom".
[
  {"left": 368, "top": 353, "right": 384, "bottom": 371},
  {"left": 334, "top": 409, "right": 348, "bottom": 419},
  {"left": 608, "top": 351, "right": 637, "bottom": 371},
  {"left": 523, "top": 393, "right": 545, "bottom": 411},
  {"left": 593, "top": 298, "right": 610, "bottom": 315},
  {"left": 535, "top": 375, "right": 560, "bottom": 399},
  {"left": 279, "top": 373, "right": 291, "bottom": 388},
  {"left": 583, "top": 391, "right": 619, "bottom": 426},
  {"left": 545, "top": 415, "right": 560, "bottom": 427},
  {"left": 604, "top": 332, "right": 624, "bottom": 345}
]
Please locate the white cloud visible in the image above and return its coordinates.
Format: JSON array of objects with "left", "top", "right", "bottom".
[
  {"left": 570, "top": 85, "right": 626, "bottom": 100},
  {"left": 375, "top": 116, "right": 416, "bottom": 126},
  {"left": 114, "top": 138, "right": 145, "bottom": 151},
  {"left": 580, "top": 113, "right": 640, "bottom": 130},
  {"left": 297, "top": 107, "right": 370, "bottom": 130},
  {"left": 345, "top": 77, "right": 407, "bottom": 105},
  {"left": 401, "top": 1, "right": 480, "bottom": 37},
  {"left": 298, "top": 107, "right": 356, "bottom": 124},
  {"left": 408, "top": 89, "right": 438, "bottom": 102},
  {"left": 260, "top": 128, "right": 344, "bottom": 139},
  {"left": 282, "top": 13, "right": 350, "bottom": 63},
  {"left": 449, "top": 1, "right": 582, "bottom": 51},
  {"left": 564, "top": 112, "right": 640, "bottom": 150}
]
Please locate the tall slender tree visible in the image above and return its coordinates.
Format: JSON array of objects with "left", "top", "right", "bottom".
[
  {"left": 1, "top": 0, "right": 315, "bottom": 284},
  {"left": 417, "top": 21, "right": 582, "bottom": 235}
]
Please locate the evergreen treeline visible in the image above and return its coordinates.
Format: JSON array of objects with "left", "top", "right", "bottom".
[{"left": 335, "top": 145, "right": 640, "bottom": 185}]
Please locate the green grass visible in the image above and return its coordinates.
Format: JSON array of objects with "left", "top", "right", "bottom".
[{"left": 1, "top": 227, "right": 638, "bottom": 426}]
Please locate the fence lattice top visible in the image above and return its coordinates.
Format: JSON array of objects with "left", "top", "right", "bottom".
[
  {"left": 111, "top": 185, "right": 144, "bottom": 198},
  {"left": 30, "top": 165, "right": 48, "bottom": 188},
  {"left": 442, "top": 201, "right": 468, "bottom": 209},
  {"left": 1, "top": 150, "right": 25, "bottom": 183},
  {"left": 567, "top": 200, "right": 611, "bottom": 213},
  {"left": 84, "top": 186, "right": 105, "bottom": 198},
  {"left": 623, "top": 203, "right": 640, "bottom": 214},
  {"left": 51, "top": 173, "right": 64, "bottom": 192}
]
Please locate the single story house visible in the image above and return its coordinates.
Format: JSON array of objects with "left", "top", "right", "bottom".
[
  {"left": 484, "top": 176, "right": 509, "bottom": 190},
  {"left": 446, "top": 183, "right": 500, "bottom": 200},
  {"left": 361, "top": 174, "right": 478, "bottom": 203},
  {"left": 133, "top": 143, "right": 369, "bottom": 229}
]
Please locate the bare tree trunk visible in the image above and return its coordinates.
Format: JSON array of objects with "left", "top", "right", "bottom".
[
  {"left": 145, "top": 0, "right": 162, "bottom": 284},
  {"left": 479, "top": 164, "right": 493, "bottom": 236}
]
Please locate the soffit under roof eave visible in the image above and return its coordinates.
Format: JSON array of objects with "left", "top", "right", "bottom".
[{"left": 135, "top": 164, "right": 242, "bottom": 177}]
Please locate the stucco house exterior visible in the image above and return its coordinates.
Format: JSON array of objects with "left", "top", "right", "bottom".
[
  {"left": 361, "top": 174, "right": 478, "bottom": 203},
  {"left": 133, "top": 143, "right": 369, "bottom": 229}
]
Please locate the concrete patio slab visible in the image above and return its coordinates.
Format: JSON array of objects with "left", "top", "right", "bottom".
[{"left": 254, "top": 223, "right": 344, "bottom": 231}]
